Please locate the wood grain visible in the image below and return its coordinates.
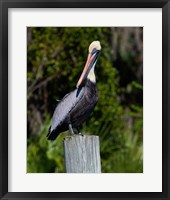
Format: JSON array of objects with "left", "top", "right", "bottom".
[{"left": 64, "top": 135, "right": 101, "bottom": 173}]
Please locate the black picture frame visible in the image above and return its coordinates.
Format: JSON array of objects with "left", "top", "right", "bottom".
[{"left": 0, "top": 0, "right": 169, "bottom": 199}]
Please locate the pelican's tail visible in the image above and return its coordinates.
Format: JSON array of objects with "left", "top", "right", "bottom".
[{"left": 47, "top": 126, "right": 60, "bottom": 141}]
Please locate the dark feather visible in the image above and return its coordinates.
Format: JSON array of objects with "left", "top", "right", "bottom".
[{"left": 47, "top": 79, "right": 98, "bottom": 140}]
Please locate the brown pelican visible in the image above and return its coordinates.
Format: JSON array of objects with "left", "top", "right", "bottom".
[{"left": 47, "top": 41, "right": 101, "bottom": 140}]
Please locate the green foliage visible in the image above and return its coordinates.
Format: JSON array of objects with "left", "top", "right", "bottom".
[
  {"left": 27, "top": 116, "right": 66, "bottom": 173},
  {"left": 27, "top": 27, "right": 143, "bottom": 173}
]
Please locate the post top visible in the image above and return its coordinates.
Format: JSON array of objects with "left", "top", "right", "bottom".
[{"left": 64, "top": 134, "right": 99, "bottom": 141}]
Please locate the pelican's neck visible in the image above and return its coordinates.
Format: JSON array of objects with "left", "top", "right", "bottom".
[{"left": 87, "top": 62, "right": 96, "bottom": 83}]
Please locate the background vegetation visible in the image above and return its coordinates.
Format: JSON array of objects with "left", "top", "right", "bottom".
[{"left": 27, "top": 27, "right": 143, "bottom": 173}]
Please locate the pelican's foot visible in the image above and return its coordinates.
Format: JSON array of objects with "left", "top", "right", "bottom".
[{"left": 77, "top": 127, "right": 82, "bottom": 135}]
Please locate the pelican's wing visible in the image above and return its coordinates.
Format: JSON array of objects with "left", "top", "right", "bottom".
[{"left": 50, "top": 88, "right": 84, "bottom": 132}]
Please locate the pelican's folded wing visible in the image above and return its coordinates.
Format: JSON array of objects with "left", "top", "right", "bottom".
[{"left": 50, "top": 88, "right": 84, "bottom": 132}]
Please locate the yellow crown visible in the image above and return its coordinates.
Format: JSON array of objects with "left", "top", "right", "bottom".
[{"left": 89, "top": 41, "right": 101, "bottom": 53}]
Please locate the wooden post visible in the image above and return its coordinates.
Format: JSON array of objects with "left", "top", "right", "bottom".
[{"left": 64, "top": 135, "right": 101, "bottom": 173}]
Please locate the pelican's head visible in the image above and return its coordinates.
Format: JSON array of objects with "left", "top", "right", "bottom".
[
  {"left": 89, "top": 41, "right": 101, "bottom": 53},
  {"left": 76, "top": 41, "right": 101, "bottom": 88}
]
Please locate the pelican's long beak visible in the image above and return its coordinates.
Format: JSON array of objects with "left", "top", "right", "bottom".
[{"left": 76, "top": 51, "right": 99, "bottom": 88}]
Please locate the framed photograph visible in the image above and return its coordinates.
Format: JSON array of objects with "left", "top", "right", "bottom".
[{"left": 0, "top": 0, "right": 169, "bottom": 199}]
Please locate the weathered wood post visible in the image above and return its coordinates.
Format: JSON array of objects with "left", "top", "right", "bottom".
[{"left": 64, "top": 135, "right": 101, "bottom": 173}]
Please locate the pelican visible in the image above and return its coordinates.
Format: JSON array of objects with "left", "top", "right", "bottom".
[{"left": 47, "top": 41, "right": 101, "bottom": 140}]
